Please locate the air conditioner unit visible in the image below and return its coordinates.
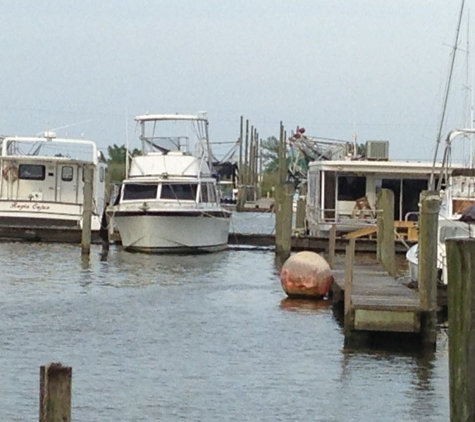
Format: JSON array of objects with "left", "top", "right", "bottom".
[{"left": 365, "top": 140, "right": 389, "bottom": 160}]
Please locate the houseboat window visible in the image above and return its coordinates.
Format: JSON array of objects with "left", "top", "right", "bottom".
[
  {"left": 18, "top": 164, "right": 45, "bottom": 181},
  {"left": 161, "top": 183, "right": 197, "bottom": 200},
  {"left": 61, "top": 166, "right": 74, "bottom": 182},
  {"left": 337, "top": 176, "right": 366, "bottom": 200},
  {"left": 122, "top": 183, "right": 158, "bottom": 200}
]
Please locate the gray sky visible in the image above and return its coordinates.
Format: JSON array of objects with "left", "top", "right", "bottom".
[{"left": 0, "top": 0, "right": 471, "bottom": 162}]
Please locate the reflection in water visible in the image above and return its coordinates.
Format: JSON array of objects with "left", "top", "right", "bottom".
[{"left": 280, "top": 297, "right": 332, "bottom": 314}]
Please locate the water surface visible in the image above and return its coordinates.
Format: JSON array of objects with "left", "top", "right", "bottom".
[{"left": 0, "top": 214, "right": 449, "bottom": 421}]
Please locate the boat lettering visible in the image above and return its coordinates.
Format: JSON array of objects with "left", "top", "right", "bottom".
[
  {"left": 10, "top": 202, "right": 50, "bottom": 211},
  {"left": 32, "top": 203, "right": 50, "bottom": 211}
]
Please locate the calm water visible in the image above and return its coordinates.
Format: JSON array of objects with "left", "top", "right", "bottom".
[{"left": 0, "top": 213, "right": 449, "bottom": 421}]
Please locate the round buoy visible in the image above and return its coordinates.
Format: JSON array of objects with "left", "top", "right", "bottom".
[{"left": 280, "top": 251, "right": 333, "bottom": 298}]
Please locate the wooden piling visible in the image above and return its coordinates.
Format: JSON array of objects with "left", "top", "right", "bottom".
[
  {"left": 39, "top": 362, "right": 72, "bottom": 422},
  {"left": 275, "top": 182, "right": 293, "bottom": 259},
  {"left": 295, "top": 184, "right": 307, "bottom": 232},
  {"left": 275, "top": 122, "right": 292, "bottom": 260},
  {"left": 446, "top": 238, "right": 475, "bottom": 421},
  {"left": 328, "top": 223, "right": 336, "bottom": 269},
  {"left": 344, "top": 238, "right": 355, "bottom": 331},
  {"left": 376, "top": 189, "right": 396, "bottom": 276},
  {"left": 81, "top": 164, "right": 94, "bottom": 256},
  {"left": 418, "top": 190, "right": 440, "bottom": 348}
]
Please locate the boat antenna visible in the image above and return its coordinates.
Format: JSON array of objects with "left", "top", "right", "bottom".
[
  {"left": 430, "top": 0, "right": 466, "bottom": 190},
  {"left": 125, "top": 107, "right": 130, "bottom": 177}
]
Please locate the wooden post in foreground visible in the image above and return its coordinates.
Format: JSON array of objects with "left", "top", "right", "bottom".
[
  {"left": 376, "top": 189, "right": 396, "bottom": 276},
  {"left": 39, "top": 363, "right": 72, "bottom": 422},
  {"left": 418, "top": 190, "right": 440, "bottom": 348},
  {"left": 81, "top": 164, "right": 94, "bottom": 255},
  {"left": 446, "top": 238, "right": 475, "bottom": 421}
]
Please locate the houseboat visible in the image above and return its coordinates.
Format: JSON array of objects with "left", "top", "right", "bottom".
[{"left": 306, "top": 140, "right": 475, "bottom": 238}]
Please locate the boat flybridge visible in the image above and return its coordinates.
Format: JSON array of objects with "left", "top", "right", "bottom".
[
  {"left": 108, "top": 113, "right": 232, "bottom": 253},
  {"left": 0, "top": 132, "right": 107, "bottom": 242}
]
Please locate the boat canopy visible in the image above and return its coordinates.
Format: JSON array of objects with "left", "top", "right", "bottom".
[{"left": 135, "top": 114, "right": 208, "bottom": 122}]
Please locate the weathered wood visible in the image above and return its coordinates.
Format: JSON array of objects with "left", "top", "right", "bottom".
[
  {"left": 377, "top": 189, "right": 396, "bottom": 276},
  {"left": 446, "top": 238, "right": 475, "bottom": 421},
  {"left": 81, "top": 164, "right": 94, "bottom": 255},
  {"left": 275, "top": 183, "right": 294, "bottom": 259},
  {"left": 295, "top": 196, "right": 306, "bottom": 231},
  {"left": 344, "top": 238, "right": 355, "bottom": 335},
  {"left": 344, "top": 226, "right": 377, "bottom": 239},
  {"left": 328, "top": 224, "right": 336, "bottom": 269},
  {"left": 418, "top": 190, "right": 440, "bottom": 348},
  {"left": 354, "top": 309, "right": 420, "bottom": 332},
  {"left": 39, "top": 363, "right": 72, "bottom": 422}
]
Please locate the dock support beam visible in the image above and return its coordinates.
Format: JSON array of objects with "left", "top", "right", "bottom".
[
  {"left": 39, "top": 363, "right": 72, "bottom": 422},
  {"left": 446, "top": 238, "right": 475, "bottom": 421},
  {"left": 418, "top": 190, "right": 440, "bottom": 349},
  {"left": 81, "top": 164, "right": 94, "bottom": 256}
]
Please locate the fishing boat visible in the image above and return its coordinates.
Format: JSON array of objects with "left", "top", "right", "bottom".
[
  {"left": 108, "top": 113, "right": 232, "bottom": 253},
  {"left": 0, "top": 132, "right": 107, "bottom": 242}
]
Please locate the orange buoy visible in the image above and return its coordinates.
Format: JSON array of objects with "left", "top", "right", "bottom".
[{"left": 280, "top": 251, "right": 333, "bottom": 298}]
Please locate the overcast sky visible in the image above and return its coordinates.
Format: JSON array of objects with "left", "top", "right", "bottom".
[{"left": 0, "top": 0, "right": 472, "bottom": 162}]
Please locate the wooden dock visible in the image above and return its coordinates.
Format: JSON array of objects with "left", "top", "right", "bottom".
[{"left": 332, "top": 258, "right": 421, "bottom": 335}]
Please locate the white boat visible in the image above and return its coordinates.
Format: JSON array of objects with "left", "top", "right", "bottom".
[
  {"left": 108, "top": 113, "right": 232, "bottom": 253},
  {"left": 0, "top": 132, "right": 107, "bottom": 242},
  {"left": 406, "top": 129, "right": 475, "bottom": 284}
]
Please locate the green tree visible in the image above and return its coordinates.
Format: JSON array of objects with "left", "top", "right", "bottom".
[
  {"left": 107, "top": 144, "right": 141, "bottom": 164},
  {"left": 260, "top": 136, "right": 280, "bottom": 173}
]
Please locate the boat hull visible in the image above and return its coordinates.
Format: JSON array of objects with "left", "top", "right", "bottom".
[
  {"left": 0, "top": 201, "right": 103, "bottom": 243},
  {"left": 111, "top": 211, "right": 231, "bottom": 253}
]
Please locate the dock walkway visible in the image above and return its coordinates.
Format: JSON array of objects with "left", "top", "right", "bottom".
[{"left": 332, "top": 257, "right": 421, "bottom": 335}]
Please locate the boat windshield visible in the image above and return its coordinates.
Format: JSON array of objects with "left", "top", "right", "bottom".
[{"left": 160, "top": 183, "right": 197, "bottom": 201}]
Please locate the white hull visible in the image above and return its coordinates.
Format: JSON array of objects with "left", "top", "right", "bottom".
[{"left": 113, "top": 212, "right": 231, "bottom": 253}]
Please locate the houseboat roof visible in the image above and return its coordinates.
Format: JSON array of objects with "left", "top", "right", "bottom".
[{"left": 308, "top": 159, "right": 472, "bottom": 175}]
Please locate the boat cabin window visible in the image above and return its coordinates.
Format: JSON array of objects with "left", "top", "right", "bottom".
[
  {"left": 122, "top": 183, "right": 158, "bottom": 200},
  {"left": 161, "top": 183, "right": 197, "bottom": 201},
  {"left": 61, "top": 166, "right": 74, "bottom": 182},
  {"left": 18, "top": 164, "right": 45, "bottom": 181},
  {"left": 199, "top": 183, "right": 217, "bottom": 203},
  {"left": 337, "top": 176, "right": 366, "bottom": 200}
]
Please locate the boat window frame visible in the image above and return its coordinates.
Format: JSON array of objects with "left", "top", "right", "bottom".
[
  {"left": 18, "top": 164, "right": 46, "bottom": 181},
  {"left": 122, "top": 183, "right": 159, "bottom": 201},
  {"left": 61, "top": 166, "right": 74, "bottom": 182},
  {"left": 160, "top": 183, "right": 198, "bottom": 201}
]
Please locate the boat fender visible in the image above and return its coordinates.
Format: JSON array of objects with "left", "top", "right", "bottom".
[{"left": 2, "top": 165, "right": 18, "bottom": 182}]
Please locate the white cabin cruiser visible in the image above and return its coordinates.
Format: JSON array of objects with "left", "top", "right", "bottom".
[
  {"left": 108, "top": 113, "right": 232, "bottom": 253},
  {"left": 0, "top": 133, "right": 107, "bottom": 243}
]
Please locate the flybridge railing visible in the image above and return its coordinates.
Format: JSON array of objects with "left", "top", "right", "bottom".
[{"left": 0, "top": 136, "right": 99, "bottom": 164}]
